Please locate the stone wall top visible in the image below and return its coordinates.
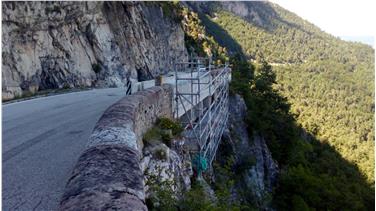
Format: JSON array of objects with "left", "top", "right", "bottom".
[{"left": 60, "top": 84, "right": 173, "bottom": 211}]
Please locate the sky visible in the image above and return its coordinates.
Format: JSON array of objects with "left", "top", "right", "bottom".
[{"left": 271, "top": 0, "right": 375, "bottom": 46}]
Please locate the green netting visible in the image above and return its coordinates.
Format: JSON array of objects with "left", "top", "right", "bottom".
[{"left": 192, "top": 154, "right": 208, "bottom": 176}]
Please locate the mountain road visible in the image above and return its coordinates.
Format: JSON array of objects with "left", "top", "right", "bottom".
[{"left": 2, "top": 88, "right": 126, "bottom": 211}]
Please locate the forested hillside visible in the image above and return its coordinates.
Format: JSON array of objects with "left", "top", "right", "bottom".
[
  {"left": 184, "top": 1, "right": 374, "bottom": 210},
  {"left": 190, "top": 1, "right": 374, "bottom": 183}
]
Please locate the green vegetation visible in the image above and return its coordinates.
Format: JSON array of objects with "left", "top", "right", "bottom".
[
  {"left": 229, "top": 57, "right": 374, "bottom": 210},
  {"left": 146, "top": 129, "right": 248, "bottom": 210},
  {"left": 179, "top": 182, "right": 215, "bottom": 211},
  {"left": 146, "top": 174, "right": 177, "bottom": 211},
  {"left": 274, "top": 63, "right": 374, "bottom": 182},
  {"left": 150, "top": 178, "right": 245, "bottom": 211},
  {"left": 202, "top": 4, "right": 374, "bottom": 185},
  {"left": 143, "top": 127, "right": 162, "bottom": 146},
  {"left": 148, "top": 2, "right": 374, "bottom": 210},
  {"left": 180, "top": 8, "right": 229, "bottom": 64},
  {"left": 234, "top": 154, "right": 256, "bottom": 175},
  {"left": 143, "top": 117, "right": 183, "bottom": 147},
  {"left": 157, "top": 117, "right": 183, "bottom": 137},
  {"left": 206, "top": 6, "right": 374, "bottom": 66},
  {"left": 92, "top": 63, "right": 101, "bottom": 73},
  {"left": 186, "top": 2, "right": 375, "bottom": 209},
  {"left": 157, "top": 1, "right": 182, "bottom": 23},
  {"left": 154, "top": 148, "right": 168, "bottom": 161},
  {"left": 62, "top": 83, "right": 70, "bottom": 89},
  {"left": 212, "top": 154, "right": 253, "bottom": 210}
]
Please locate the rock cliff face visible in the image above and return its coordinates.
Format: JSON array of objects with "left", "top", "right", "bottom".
[
  {"left": 221, "top": 94, "right": 279, "bottom": 207},
  {"left": 141, "top": 139, "right": 192, "bottom": 205},
  {"left": 2, "top": 2, "right": 187, "bottom": 100},
  {"left": 186, "top": 1, "right": 278, "bottom": 30}
]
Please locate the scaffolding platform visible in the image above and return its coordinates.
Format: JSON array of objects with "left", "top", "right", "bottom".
[{"left": 174, "top": 57, "right": 230, "bottom": 168}]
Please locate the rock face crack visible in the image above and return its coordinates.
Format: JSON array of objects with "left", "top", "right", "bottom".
[
  {"left": 2, "top": 1, "right": 187, "bottom": 100},
  {"left": 221, "top": 94, "right": 279, "bottom": 205}
]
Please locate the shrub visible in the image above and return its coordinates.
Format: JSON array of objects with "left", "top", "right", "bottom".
[
  {"left": 157, "top": 118, "right": 183, "bottom": 136},
  {"left": 159, "top": 1, "right": 182, "bottom": 23},
  {"left": 235, "top": 155, "right": 256, "bottom": 174},
  {"left": 63, "top": 83, "right": 70, "bottom": 89},
  {"left": 92, "top": 63, "right": 101, "bottom": 73},
  {"left": 161, "top": 129, "right": 173, "bottom": 147},
  {"left": 146, "top": 174, "right": 177, "bottom": 211},
  {"left": 143, "top": 118, "right": 183, "bottom": 147},
  {"left": 291, "top": 195, "right": 310, "bottom": 211},
  {"left": 154, "top": 148, "right": 168, "bottom": 161},
  {"left": 179, "top": 182, "right": 214, "bottom": 211},
  {"left": 143, "top": 127, "right": 162, "bottom": 146}
]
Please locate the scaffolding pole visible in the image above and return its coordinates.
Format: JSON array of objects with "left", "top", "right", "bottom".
[{"left": 175, "top": 57, "right": 230, "bottom": 169}]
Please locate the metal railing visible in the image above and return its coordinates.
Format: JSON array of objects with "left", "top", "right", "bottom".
[{"left": 174, "top": 57, "right": 230, "bottom": 168}]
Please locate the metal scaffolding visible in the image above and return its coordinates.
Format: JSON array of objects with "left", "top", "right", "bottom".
[{"left": 174, "top": 57, "right": 230, "bottom": 169}]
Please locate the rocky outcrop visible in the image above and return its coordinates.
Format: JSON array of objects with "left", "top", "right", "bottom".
[
  {"left": 2, "top": 2, "right": 187, "bottom": 100},
  {"left": 223, "top": 94, "right": 279, "bottom": 206},
  {"left": 186, "top": 1, "right": 278, "bottom": 31},
  {"left": 60, "top": 85, "right": 173, "bottom": 210},
  {"left": 244, "top": 134, "right": 279, "bottom": 200},
  {"left": 141, "top": 139, "right": 192, "bottom": 204}
]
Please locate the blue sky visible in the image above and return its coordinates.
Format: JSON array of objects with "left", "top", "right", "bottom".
[{"left": 271, "top": 0, "right": 375, "bottom": 47}]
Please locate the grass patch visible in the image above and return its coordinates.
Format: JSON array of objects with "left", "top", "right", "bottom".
[
  {"left": 154, "top": 148, "right": 168, "bottom": 161},
  {"left": 143, "top": 117, "right": 183, "bottom": 147},
  {"left": 143, "top": 127, "right": 162, "bottom": 146},
  {"left": 157, "top": 117, "right": 183, "bottom": 136}
]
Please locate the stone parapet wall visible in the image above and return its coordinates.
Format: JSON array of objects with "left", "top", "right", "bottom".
[{"left": 60, "top": 84, "right": 173, "bottom": 210}]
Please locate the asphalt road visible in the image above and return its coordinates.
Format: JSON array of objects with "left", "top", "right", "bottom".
[{"left": 2, "top": 88, "right": 126, "bottom": 211}]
